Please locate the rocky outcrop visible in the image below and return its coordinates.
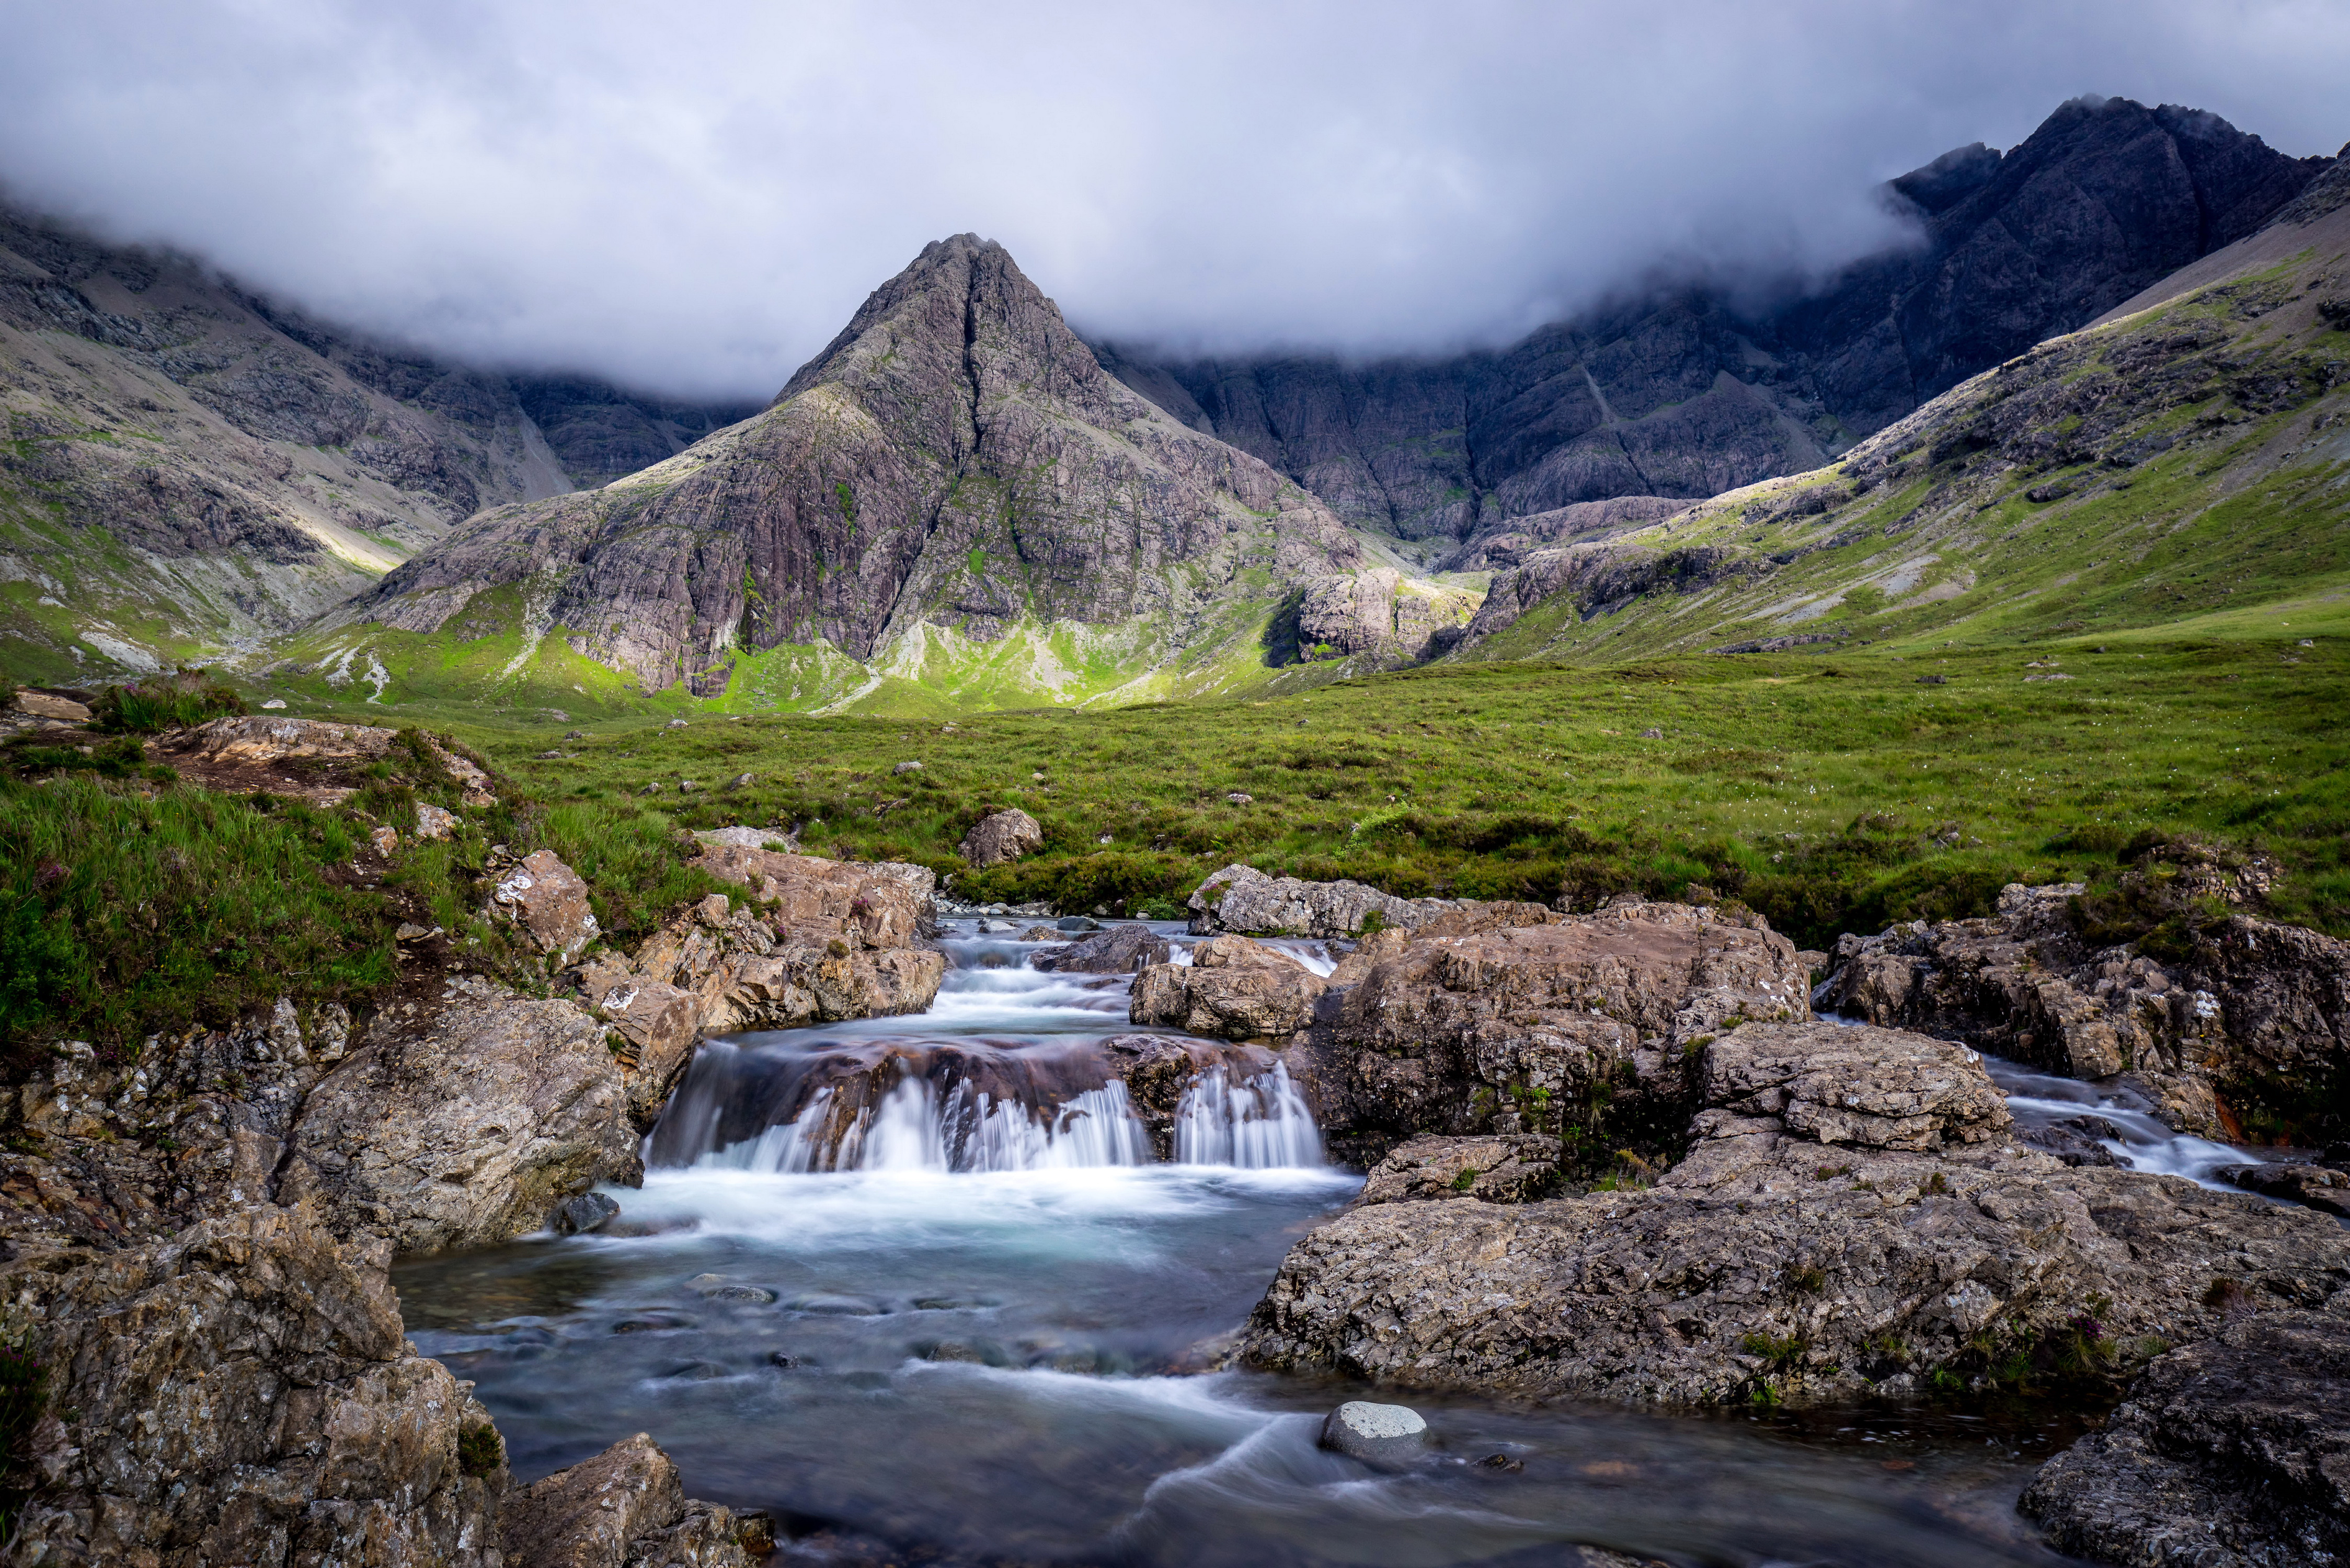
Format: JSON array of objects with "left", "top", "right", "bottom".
[
  {"left": 491, "top": 848, "right": 602, "bottom": 964},
  {"left": 500, "top": 1432, "right": 752, "bottom": 1568},
  {"left": 1291, "top": 568, "right": 1475, "bottom": 662},
  {"left": 1454, "top": 540, "right": 1759, "bottom": 649},
  {"left": 1356, "top": 1133, "right": 1559, "bottom": 1206},
  {"left": 1112, "top": 98, "right": 2321, "bottom": 545},
  {"left": 327, "top": 234, "right": 1382, "bottom": 706},
  {"left": 1243, "top": 1018, "right": 2350, "bottom": 1406},
  {"left": 1129, "top": 936, "right": 1328, "bottom": 1040},
  {"left": 1036, "top": 922, "right": 1170, "bottom": 974},
  {"left": 276, "top": 976, "right": 641, "bottom": 1254},
  {"left": 1292, "top": 897, "right": 1808, "bottom": 1165},
  {"left": 4, "top": 1207, "right": 509, "bottom": 1565},
  {"left": 2021, "top": 1310, "right": 2350, "bottom": 1566},
  {"left": 1436, "top": 496, "right": 1690, "bottom": 572},
  {"left": 959, "top": 808, "right": 1043, "bottom": 869},
  {"left": 1186, "top": 862, "right": 1460, "bottom": 938},
  {"left": 151, "top": 714, "right": 496, "bottom": 808},
  {"left": 1820, "top": 879, "right": 2350, "bottom": 1140}
]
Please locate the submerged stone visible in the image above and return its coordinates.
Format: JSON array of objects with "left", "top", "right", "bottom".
[{"left": 1319, "top": 1401, "right": 1430, "bottom": 1465}]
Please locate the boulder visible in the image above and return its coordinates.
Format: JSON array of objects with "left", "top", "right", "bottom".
[
  {"left": 1357, "top": 1134, "right": 1559, "bottom": 1205},
  {"left": 2216, "top": 1160, "right": 2350, "bottom": 1219},
  {"left": 499, "top": 1431, "right": 752, "bottom": 1568},
  {"left": 687, "top": 837, "right": 935, "bottom": 948},
  {"left": 1242, "top": 1019, "right": 2350, "bottom": 1407},
  {"left": 960, "top": 808, "right": 1043, "bottom": 868},
  {"left": 2021, "top": 1311, "right": 2350, "bottom": 1565},
  {"left": 1292, "top": 898, "right": 1808, "bottom": 1165},
  {"left": 554, "top": 1191, "right": 622, "bottom": 1235},
  {"left": 1037, "top": 922, "right": 1171, "bottom": 974},
  {"left": 1129, "top": 936, "right": 1328, "bottom": 1039},
  {"left": 416, "top": 802, "right": 459, "bottom": 839},
  {"left": 277, "top": 977, "right": 642, "bottom": 1254},
  {"left": 1317, "top": 1400, "right": 1429, "bottom": 1466},
  {"left": 491, "top": 848, "right": 602, "bottom": 963},
  {"left": 1186, "top": 862, "right": 1457, "bottom": 938},
  {"left": 4, "top": 1207, "right": 507, "bottom": 1566}
]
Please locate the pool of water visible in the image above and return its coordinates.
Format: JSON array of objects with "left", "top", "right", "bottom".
[{"left": 394, "top": 923, "right": 2088, "bottom": 1566}]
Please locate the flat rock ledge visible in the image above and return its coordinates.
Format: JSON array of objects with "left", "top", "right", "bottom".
[{"left": 1242, "top": 1019, "right": 2350, "bottom": 1408}]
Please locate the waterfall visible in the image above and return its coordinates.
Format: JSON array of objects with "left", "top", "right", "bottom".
[
  {"left": 1174, "top": 1060, "right": 1324, "bottom": 1169},
  {"left": 696, "top": 1077, "right": 1154, "bottom": 1173}
]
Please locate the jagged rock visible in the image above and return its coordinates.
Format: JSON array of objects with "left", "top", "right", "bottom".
[
  {"left": 960, "top": 808, "right": 1043, "bottom": 869},
  {"left": 1820, "top": 880, "right": 2350, "bottom": 1139},
  {"left": 2216, "top": 1161, "right": 2350, "bottom": 1219},
  {"left": 1129, "top": 936, "right": 1328, "bottom": 1039},
  {"left": 277, "top": 976, "right": 641, "bottom": 1254},
  {"left": 492, "top": 848, "right": 602, "bottom": 963},
  {"left": 1293, "top": 568, "right": 1474, "bottom": 661},
  {"left": 1292, "top": 898, "right": 1808, "bottom": 1165},
  {"left": 1186, "top": 862, "right": 1458, "bottom": 938},
  {"left": 554, "top": 1191, "right": 622, "bottom": 1235},
  {"left": 1357, "top": 1134, "right": 1558, "bottom": 1205},
  {"left": 499, "top": 1432, "right": 752, "bottom": 1568},
  {"left": 1702, "top": 1022, "right": 2011, "bottom": 1151},
  {"left": 1035, "top": 922, "right": 1169, "bottom": 974},
  {"left": 686, "top": 836, "right": 935, "bottom": 948},
  {"left": 2021, "top": 1311, "right": 2350, "bottom": 1566},
  {"left": 2019, "top": 1115, "right": 2128, "bottom": 1168},
  {"left": 4, "top": 1207, "right": 507, "bottom": 1565},
  {"left": 1243, "top": 1019, "right": 2350, "bottom": 1407}
]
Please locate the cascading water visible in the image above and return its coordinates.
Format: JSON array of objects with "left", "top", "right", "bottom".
[
  {"left": 699, "top": 1077, "right": 1155, "bottom": 1173},
  {"left": 1174, "top": 1060, "right": 1324, "bottom": 1169}
]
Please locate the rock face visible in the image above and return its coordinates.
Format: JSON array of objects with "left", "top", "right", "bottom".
[
  {"left": 0, "top": 194, "right": 751, "bottom": 674},
  {"left": 1357, "top": 1133, "right": 1559, "bottom": 1206},
  {"left": 500, "top": 1432, "right": 752, "bottom": 1568},
  {"left": 1457, "top": 540, "right": 1759, "bottom": 647},
  {"left": 1244, "top": 1018, "right": 2350, "bottom": 1406},
  {"left": 1291, "top": 568, "right": 1476, "bottom": 662},
  {"left": 5, "top": 1207, "right": 509, "bottom": 1565},
  {"left": 1130, "top": 936, "right": 1328, "bottom": 1040},
  {"left": 327, "top": 234, "right": 1390, "bottom": 708},
  {"left": 1820, "top": 878, "right": 2350, "bottom": 1140},
  {"left": 1292, "top": 898, "right": 1808, "bottom": 1165},
  {"left": 960, "top": 808, "right": 1044, "bottom": 868},
  {"left": 1187, "top": 862, "right": 1461, "bottom": 938},
  {"left": 277, "top": 976, "right": 642, "bottom": 1254},
  {"left": 2021, "top": 1310, "right": 2350, "bottom": 1566},
  {"left": 1108, "top": 98, "right": 2321, "bottom": 550}
]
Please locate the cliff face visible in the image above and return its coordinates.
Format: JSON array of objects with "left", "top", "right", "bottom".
[
  {"left": 0, "top": 199, "right": 752, "bottom": 680},
  {"left": 1106, "top": 98, "right": 2328, "bottom": 560},
  {"left": 318, "top": 235, "right": 1378, "bottom": 707}
]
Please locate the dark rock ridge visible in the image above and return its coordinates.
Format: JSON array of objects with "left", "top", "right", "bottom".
[
  {"left": 326, "top": 234, "right": 1375, "bottom": 700},
  {"left": 0, "top": 196, "right": 750, "bottom": 669},
  {"left": 2020, "top": 1310, "right": 2350, "bottom": 1566},
  {"left": 1105, "top": 98, "right": 2322, "bottom": 559}
]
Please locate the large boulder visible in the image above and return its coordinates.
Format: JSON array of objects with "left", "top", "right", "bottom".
[
  {"left": 1357, "top": 1133, "right": 1560, "bottom": 1206},
  {"left": 1242, "top": 1018, "right": 2350, "bottom": 1407},
  {"left": 959, "top": 808, "right": 1043, "bottom": 868},
  {"left": 2021, "top": 1310, "right": 2350, "bottom": 1565},
  {"left": 500, "top": 1432, "right": 752, "bottom": 1568},
  {"left": 4, "top": 1208, "right": 507, "bottom": 1565},
  {"left": 491, "top": 848, "right": 602, "bottom": 964},
  {"left": 689, "top": 835, "right": 936, "bottom": 948},
  {"left": 1037, "top": 922, "right": 1170, "bottom": 974},
  {"left": 1186, "top": 862, "right": 1460, "bottom": 938},
  {"left": 277, "top": 976, "right": 642, "bottom": 1254},
  {"left": 1129, "top": 936, "right": 1328, "bottom": 1039},
  {"left": 1820, "top": 878, "right": 2350, "bottom": 1140},
  {"left": 1292, "top": 897, "right": 1808, "bottom": 1165}
]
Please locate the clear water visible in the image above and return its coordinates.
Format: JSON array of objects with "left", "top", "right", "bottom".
[{"left": 395, "top": 925, "right": 2084, "bottom": 1566}]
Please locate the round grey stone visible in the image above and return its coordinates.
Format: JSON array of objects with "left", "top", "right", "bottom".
[{"left": 1318, "top": 1401, "right": 1429, "bottom": 1465}]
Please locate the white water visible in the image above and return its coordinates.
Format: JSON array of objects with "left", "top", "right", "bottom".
[{"left": 1175, "top": 1060, "right": 1325, "bottom": 1169}]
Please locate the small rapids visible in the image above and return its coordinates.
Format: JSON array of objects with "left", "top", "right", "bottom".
[{"left": 394, "top": 925, "right": 2090, "bottom": 1566}]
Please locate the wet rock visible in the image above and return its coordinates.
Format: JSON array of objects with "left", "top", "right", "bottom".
[
  {"left": 499, "top": 1431, "right": 753, "bottom": 1567},
  {"left": 960, "top": 808, "right": 1044, "bottom": 868},
  {"left": 1100, "top": 1034, "right": 1271, "bottom": 1160},
  {"left": 1319, "top": 1400, "right": 1429, "bottom": 1465},
  {"left": 5, "top": 1207, "right": 507, "bottom": 1565},
  {"left": 554, "top": 1190, "right": 622, "bottom": 1235},
  {"left": 491, "top": 848, "right": 602, "bottom": 963},
  {"left": 1129, "top": 936, "right": 1328, "bottom": 1039},
  {"left": 1358, "top": 1134, "right": 1559, "bottom": 1205},
  {"left": 1057, "top": 915, "right": 1102, "bottom": 932},
  {"left": 2216, "top": 1160, "right": 2350, "bottom": 1219},
  {"left": 1294, "top": 898, "right": 1806, "bottom": 1165},
  {"left": 278, "top": 976, "right": 641, "bottom": 1254},
  {"left": 1186, "top": 861, "right": 1459, "bottom": 938},
  {"left": 1017, "top": 924, "right": 1060, "bottom": 942},
  {"left": 1243, "top": 1019, "right": 2350, "bottom": 1407},
  {"left": 1037, "top": 921, "right": 1170, "bottom": 974},
  {"left": 2018, "top": 1115, "right": 2128, "bottom": 1168},
  {"left": 688, "top": 1273, "right": 779, "bottom": 1303},
  {"left": 2021, "top": 1310, "right": 2350, "bottom": 1566}
]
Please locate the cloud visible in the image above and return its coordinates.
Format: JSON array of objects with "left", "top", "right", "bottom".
[{"left": 2, "top": 0, "right": 2344, "bottom": 399}]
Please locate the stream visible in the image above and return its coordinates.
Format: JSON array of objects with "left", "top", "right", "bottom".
[{"left": 391, "top": 920, "right": 2237, "bottom": 1566}]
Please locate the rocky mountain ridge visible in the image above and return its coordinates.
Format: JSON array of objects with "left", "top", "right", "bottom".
[
  {"left": 1105, "top": 98, "right": 2332, "bottom": 570},
  {"left": 0, "top": 196, "right": 755, "bottom": 681},
  {"left": 293, "top": 234, "right": 1469, "bottom": 713}
]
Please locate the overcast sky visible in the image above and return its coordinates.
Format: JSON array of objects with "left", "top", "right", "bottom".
[{"left": 3, "top": 1, "right": 2345, "bottom": 400}]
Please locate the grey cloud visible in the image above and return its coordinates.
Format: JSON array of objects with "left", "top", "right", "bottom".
[{"left": 1, "top": 0, "right": 2343, "bottom": 400}]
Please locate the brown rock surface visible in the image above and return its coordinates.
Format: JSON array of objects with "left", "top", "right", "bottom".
[
  {"left": 5, "top": 1207, "right": 507, "bottom": 1566},
  {"left": 1357, "top": 1134, "right": 1559, "bottom": 1205},
  {"left": 492, "top": 848, "right": 602, "bottom": 964},
  {"left": 688, "top": 837, "right": 935, "bottom": 948},
  {"left": 1036, "top": 921, "right": 1171, "bottom": 974},
  {"left": 153, "top": 714, "right": 497, "bottom": 807},
  {"left": 1129, "top": 936, "right": 1328, "bottom": 1040},
  {"left": 500, "top": 1432, "right": 750, "bottom": 1568},
  {"left": 960, "top": 808, "right": 1043, "bottom": 869}
]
